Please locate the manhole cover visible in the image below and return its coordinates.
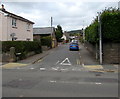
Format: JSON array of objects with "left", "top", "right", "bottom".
[{"left": 3, "top": 79, "right": 39, "bottom": 89}]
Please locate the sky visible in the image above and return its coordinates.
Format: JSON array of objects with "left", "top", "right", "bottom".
[{"left": 1, "top": 1, "right": 119, "bottom": 31}]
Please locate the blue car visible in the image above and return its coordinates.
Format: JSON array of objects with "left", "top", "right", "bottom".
[{"left": 69, "top": 43, "right": 79, "bottom": 51}]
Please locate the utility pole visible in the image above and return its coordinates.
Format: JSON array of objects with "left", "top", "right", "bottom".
[
  {"left": 51, "top": 17, "right": 54, "bottom": 48},
  {"left": 98, "top": 12, "right": 102, "bottom": 65},
  {"left": 118, "top": 1, "right": 120, "bottom": 10},
  {"left": 82, "top": 20, "right": 85, "bottom": 43}
]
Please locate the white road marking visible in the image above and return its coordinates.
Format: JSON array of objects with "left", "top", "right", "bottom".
[
  {"left": 30, "top": 67, "right": 34, "bottom": 70},
  {"left": 95, "top": 82, "right": 102, "bottom": 85},
  {"left": 49, "top": 80, "right": 57, "bottom": 83},
  {"left": 82, "top": 63, "right": 84, "bottom": 66},
  {"left": 55, "top": 61, "right": 60, "bottom": 65},
  {"left": 60, "top": 58, "right": 71, "bottom": 65},
  {"left": 40, "top": 68, "right": 46, "bottom": 70},
  {"left": 52, "top": 67, "right": 59, "bottom": 70}
]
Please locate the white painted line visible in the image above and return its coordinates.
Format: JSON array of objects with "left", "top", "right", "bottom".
[
  {"left": 49, "top": 80, "right": 57, "bottom": 83},
  {"left": 55, "top": 60, "right": 60, "bottom": 65},
  {"left": 30, "top": 67, "right": 34, "bottom": 70},
  {"left": 95, "top": 82, "right": 102, "bottom": 85},
  {"left": 82, "top": 63, "right": 84, "bottom": 67},
  {"left": 40, "top": 68, "right": 46, "bottom": 70},
  {"left": 52, "top": 67, "right": 58, "bottom": 70},
  {"left": 60, "top": 58, "right": 71, "bottom": 66}
]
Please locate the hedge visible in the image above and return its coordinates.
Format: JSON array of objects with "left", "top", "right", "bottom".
[
  {"left": 2, "top": 41, "right": 42, "bottom": 59},
  {"left": 41, "top": 36, "right": 52, "bottom": 48},
  {"left": 85, "top": 8, "right": 120, "bottom": 43}
]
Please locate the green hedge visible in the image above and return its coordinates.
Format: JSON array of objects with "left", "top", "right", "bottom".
[
  {"left": 2, "top": 41, "right": 42, "bottom": 59},
  {"left": 85, "top": 8, "right": 120, "bottom": 43},
  {"left": 41, "top": 36, "right": 52, "bottom": 48},
  {"left": 101, "top": 9, "right": 120, "bottom": 43}
]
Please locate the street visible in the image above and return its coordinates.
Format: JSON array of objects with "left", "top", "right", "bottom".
[{"left": 2, "top": 43, "right": 118, "bottom": 97}]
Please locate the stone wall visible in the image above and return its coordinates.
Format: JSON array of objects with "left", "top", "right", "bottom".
[
  {"left": 103, "top": 43, "right": 120, "bottom": 64},
  {"left": 84, "top": 42, "right": 120, "bottom": 64},
  {"left": 84, "top": 42, "right": 98, "bottom": 60}
]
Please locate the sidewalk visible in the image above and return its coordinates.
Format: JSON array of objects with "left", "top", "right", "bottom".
[
  {"left": 80, "top": 43, "right": 119, "bottom": 72},
  {"left": 18, "top": 49, "right": 53, "bottom": 64}
]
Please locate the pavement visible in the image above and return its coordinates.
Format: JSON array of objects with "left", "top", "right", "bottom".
[
  {"left": 0, "top": 48, "right": 54, "bottom": 69},
  {"left": 79, "top": 42, "right": 119, "bottom": 73}
]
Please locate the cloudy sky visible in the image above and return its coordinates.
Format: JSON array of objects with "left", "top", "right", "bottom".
[{"left": 1, "top": 1, "right": 119, "bottom": 31}]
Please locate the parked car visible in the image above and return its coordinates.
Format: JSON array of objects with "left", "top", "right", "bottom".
[
  {"left": 69, "top": 43, "right": 79, "bottom": 51},
  {"left": 71, "top": 40, "right": 78, "bottom": 44}
]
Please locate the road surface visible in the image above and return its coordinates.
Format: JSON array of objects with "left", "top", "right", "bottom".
[{"left": 2, "top": 43, "right": 118, "bottom": 97}]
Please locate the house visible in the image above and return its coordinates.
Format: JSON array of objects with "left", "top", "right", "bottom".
[
  {"left": 33, "top": 27, "right": 57, "bottom": 48},
  {"left": 61, "top": 31, "right": 70, "bottom": 43},
  {"left": 0, "top": 4, "right": 34, "bottom": 41}
]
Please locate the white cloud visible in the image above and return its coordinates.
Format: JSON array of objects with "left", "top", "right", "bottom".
[{"left": 1, "top": 1, "right": 118, "bottom": 31}]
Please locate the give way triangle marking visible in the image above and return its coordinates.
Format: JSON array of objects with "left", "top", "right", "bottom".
[{"left": 60, "top": 58, "right": 71, "bottom": 65}]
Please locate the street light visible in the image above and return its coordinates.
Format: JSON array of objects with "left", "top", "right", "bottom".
[{"left": 97, "top": 12, "right": 102, "bottom": 65}]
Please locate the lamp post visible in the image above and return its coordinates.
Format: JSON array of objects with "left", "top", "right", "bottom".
[{"left": 98, "top": 12, "right": 102, "bottom": 65}]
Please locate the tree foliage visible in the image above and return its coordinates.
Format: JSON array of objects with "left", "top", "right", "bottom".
[
  {"left": 85, "top": 8, "right": 120, "bottom": 43},
  {"left": 55, "top": 25, "right": 63, "bottom": 42}
]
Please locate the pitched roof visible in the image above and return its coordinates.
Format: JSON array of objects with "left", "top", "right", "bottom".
[
  {"left": 33, "top": 27, "right": 55, "bottom": 35},
  {"left": 0, "top": 9, "right": 34, "bottom": 24}
]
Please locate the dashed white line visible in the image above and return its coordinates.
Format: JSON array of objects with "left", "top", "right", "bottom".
[
  {"left": 55, "top": 61, "right": 60, "bottom": 65},
  {"left": 40, "top": 68, "right": 46, "bottom": 71}
]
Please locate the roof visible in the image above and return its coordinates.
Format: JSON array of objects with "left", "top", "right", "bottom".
[
  {"left": 33, "top": 27, "right": 55, "bottom": 35},
  {"left": 0, "top": 9, "right": 34, "bottom": 24}
]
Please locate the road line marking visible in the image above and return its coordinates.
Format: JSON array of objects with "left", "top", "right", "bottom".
[
  {"left": 95, "top": 82, "right": 102, "bottom": 85},
  {"left": 76, "top": 59, "right": 78, "bottom": 65},
  {"left": 52, "top": 67, "right": 59, "bottom": 70},
  {"left": 83, "top": 65, "right": 103, "bottom": 69},
  {"left": 55, "top": 61, "right": 60, "bottom": 65},
  {"left": 60, "top": 58, "right": 71, "bottom": 65},
  {"left": 78, "top": 60, "right": 80, "bottom": 65},
  {"left": 82, "top": 63, "right": 84, "bottom": 67},
  {"left": 40, "top": 68, "right": 46, "bottom": 70},
  {"left": 30, "top": 67, "right": 34, "bottom": 70},
  {"left": 38, "top": 59, "right": 43, "bottom": 62},
  {"left": 2, "top": 63, "right": 28, "bottom": 69}
]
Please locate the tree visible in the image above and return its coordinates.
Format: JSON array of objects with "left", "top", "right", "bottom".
[{"left": 55, "top": 25, "right": 63, "bottom": 42}]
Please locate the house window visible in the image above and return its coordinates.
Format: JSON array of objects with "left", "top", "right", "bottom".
[
  {"left": 27, "top": 23, "right": 30, "bottom": 31},
  {"left": 12, "top": 18, "right": 17, "bottom": 27}
]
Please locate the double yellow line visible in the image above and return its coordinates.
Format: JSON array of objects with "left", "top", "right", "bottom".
[{"left": 76, "top": 59, "right": 81, "bottom": 65}]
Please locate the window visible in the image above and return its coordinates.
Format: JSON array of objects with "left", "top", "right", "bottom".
[
  {"left": 27, "top": 23, "right": 30, "bottom": 30},
  {"left": 12, "top": 18, "right": 17, "bottom": 27}
]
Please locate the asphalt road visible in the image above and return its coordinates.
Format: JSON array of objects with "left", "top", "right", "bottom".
[{"left": 2, "top": 43, "right": 118, "bottom": 97}]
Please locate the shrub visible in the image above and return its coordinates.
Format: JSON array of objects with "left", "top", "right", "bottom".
[
  {"left": 2, "top": 41, "right": 42, "bottom": 59},
  {"left": 41, "top": 36, "right": 52, "bottom": 48}
]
